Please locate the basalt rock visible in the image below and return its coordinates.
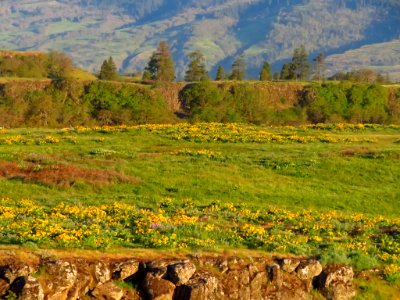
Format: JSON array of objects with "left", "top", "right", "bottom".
[
  {"left": 0, "top": 252, "right": 358, "bottom": 300},
  {"left": 92, "top": 261, "right": 112, "bottom": 287},
  {"left": 0, "top": 278, "right": 9, "bottom": 297},
  {"left": 9, "top": 275, "right": 44, "bottom": 300},
  {"left": 91, "top": 281, "right": 124, "bottom": 300},
  {"left": 276, "top": 257, "right": 301, "bottom": 273},
  {"left": 174, "top": 272, "right": 219, "bottom": 300},
  {"left": 143, "top": 272, "right": 176, "bottom": 300},
  {"left": 41, "top": 260, "right": 78, "bottom": 299},
  {"left": 112, "top": 259, "right": 140, "bottom": 281},
  {"left": 296, "top": 259, "right": 323, "bottom": 291},
  {"left": 167, "top": 261, "right": 196, "bottom": 285},
  {"left": 315, "top": 265, "right": 356, "bottom": 300},
  {"left": 0, "top": 263, "right": 36, "bottom": 283}
]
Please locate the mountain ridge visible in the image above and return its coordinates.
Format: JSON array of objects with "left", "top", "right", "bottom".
[{"left": 0, "top": 0, "right": 399, "bottom": 80}]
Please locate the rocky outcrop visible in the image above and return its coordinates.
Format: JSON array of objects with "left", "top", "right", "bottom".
[
  {"left": 315, "top": 265, "right": 356, "bottom": 300},
  {"left": 0, "top": 252, "right": 356, "bottom": 300}
]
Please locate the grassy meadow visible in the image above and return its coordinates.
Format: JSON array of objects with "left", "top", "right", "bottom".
[{"left": 0, "top": 122, "right": 399, "bottom": 287}]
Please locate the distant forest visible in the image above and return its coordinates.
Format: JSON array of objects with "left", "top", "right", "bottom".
[{"left": 0, "top": 48, "right": 399, "bottom": 128}]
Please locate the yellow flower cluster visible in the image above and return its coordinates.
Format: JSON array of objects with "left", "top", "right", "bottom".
[
  {"left": 174, "top": 149, "right": 223, "bottom": 159},
  {"left": 0, "top": 197, "right": 398, "bottom": 282},
  {"left": 59, "top": 122, "right": 395, "bottom": 144},
  {"left": 0, "top": 135, "right": 62, "bottom": 145}
]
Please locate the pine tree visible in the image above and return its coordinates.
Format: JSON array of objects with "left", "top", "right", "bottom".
[
  {"left": 142, "top": 69, "right": 152, "bottom": 81},
  {"left": 313, "top": 52, "right": 325, "bottom": 82},
  {"left": 230, "top": 55, "right": 246, "bottom": 80},
  {"left": 185, "top": 50, "right": 208, "bottom": 82},
  {"left": 144, "top": 41, "right": 175, "bottom": 82},
  {"left": 290, "top": 45, "right": 310, "bottom": 80},
  {"left": 280, "top": 63, "right": 292, "bottom": 80},
  {"left": 215, "top": 65, "right": 226, "bottom": 81},
  {"left": 99, "top": 56, "right": 117, "bottom": 80},
  {"left": 259, "top": 61, "right": 272, "bottom": 81},
  {"left": 144, "top": 52, "right": 158, "bottom": 80}
]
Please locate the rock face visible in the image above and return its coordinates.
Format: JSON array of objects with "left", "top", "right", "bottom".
[
  {"left": 42, "top": 260, "right": 78, "bottom": 299},
  {"left": 174, "top": 272, "right": 219, "bottom": 300},
  {"left": 143, "top": 273, "right": 176, "bottom": 300},
  {"left": 315, "top": 265, "right": 356, "bottom": 300},
  {"left": 167, "top": 261, "right": 196, "bottom": 285},
  {"left": 91, "top": 281, "right": 124, "bottom": 300},
  {"left": 9, "top": 276, "right": 44, "bottom": 300},
  {"left": 0, "top": 253, "right": 356, "bottom": 300}
]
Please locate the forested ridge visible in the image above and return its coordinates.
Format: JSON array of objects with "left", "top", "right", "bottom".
[{"left": 1, "top": 0, "right": 399, "bottom": 79}]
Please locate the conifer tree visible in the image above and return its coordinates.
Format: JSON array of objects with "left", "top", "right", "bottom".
[
  {"left": 230, "top": 55, "right": 246, "bottom": 80},
  {"left": 291, "top": 45, "right": 310, "bottom": 80},
  {"left": 313, "top": 52, "right": 325, "bottom": 82},
  {"left": 280, "top": 63, "right": 292, "bottom": 80},
  {"left": 215, "top": 65, "right": 226, "bottom": 81},
  {"left": 185, "top": 50, "right": 208, "bottom": 82},
  {"left": 259, "top": 61, "right": 272, "bottom": 81},
  {"left": 99, "top": 56, "right": 117, "bottom": 80},
  {"left": 144, "top": 41, "right": 175, "bottom": 82}
]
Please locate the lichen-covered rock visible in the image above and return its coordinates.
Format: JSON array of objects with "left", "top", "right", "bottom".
[
  {"left": 268, "top": 264, "right": 283, "bottom": 288},
  {"left": 42, "top": 260, "right": 78, "bottom": 299},
  {"left": 278, "top": 258, "right": 301, "bottom": 273},
  {"left": 296, "top": 260, "right": 323, "bottom": 280},
  {"left": 167, "top": 261, "right": 196, "bottom": 285},
  {"left": 91, "top": 281, "right": 124, "bottom": 300},
  {"left": 10, "top": 276, "right": 44, "bottom": 300},
  {"left": 0, "top": 278, "right": 9, "bottom": 297},
  {"left": 0, "top": 264, "right": 36, "bottom": 283},
  {"left": 143, "top": 273, "right": 176, "bottom": 300},
  {"left": 112, "top": 260, "right": 140, "bottom": 280},
  {"left": 67, "top": 268, "right": 93, "bottom": 300},
  {"left": 146, "top": 261, "right": 171, "bottom": 278},
  {"left": 315, "top": 265, "right": 356, "bottom": 300},
  {"left": 92, "top": 261, "right": 111, "bottom": 286},
  {"left": 220, "top": 268, "right": 250, "bottom": 300},
  {"left": 174, "top": 272, "right": 219, "bottom": 300}
]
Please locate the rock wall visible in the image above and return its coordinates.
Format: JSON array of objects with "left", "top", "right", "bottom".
[{"left": 0, "top": 252, "right": 356, "bottom": 300}]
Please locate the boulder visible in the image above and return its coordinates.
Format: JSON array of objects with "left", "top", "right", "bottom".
[
  {"left": 167, "top": 261, "right": 196, "bottom": 285},
  {"left": 220, "top": 269, "right": 250, "bottom": 300},
  {"left": 112, "top": 260, "right": 140, "bottom": 280},
  {"left": 268, "top": 264, "right": 283, "bottom": 288},
  {"left": 91, "top": 281, "right": 124, "bottom": 300},
  {"left": 67, "top": 269, "right": 93, "bottom": 299},
  {"left": 174, "top": 272, "right": 219, "bottom": 300},
  {"left": 277, "top": 258, "right": 301, "bottom": 273},
  {"left": 91, "top": 261, "right": 111, "bottom": 287},
  {"left": 315, "top": 265, "right": 356, "bottom": 300},
  {"left": 10, "top": 276, "right": 44, "bottom": 300},
  {"left": 0, "top": 264, "right": 36, "bottom": 283},
  {"left": 146, "top": 261, "right": 171, "bottom": 278},
  {"left": 42, "top": 260, "right": 78, "bottom": 299},
  {"left": 296, "top": 260, "right": 323, "bottom": 280},
  {"left": 296, "top": 259, "right": 323, "bottom": 292},
  {"left": 0, "top": 278, "right": 9, "bottom": 297},
  {"left": 143, "top": 273, "right": 176, "bottom": 300}
]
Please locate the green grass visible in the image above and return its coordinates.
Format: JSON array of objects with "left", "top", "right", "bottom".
[{"left": 0, "top": 123, "right": 398, "bottom": 217}]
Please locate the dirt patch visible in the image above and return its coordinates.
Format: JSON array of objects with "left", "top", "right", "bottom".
[
  {"left": 0, "top": 160, "right": 140, "bottom": 188},
  {"left": 341, "top": 147, "right": 372, "bottom": 157},
  {"left": 341, "top": 147, "right": 400, "bottom": 159}
]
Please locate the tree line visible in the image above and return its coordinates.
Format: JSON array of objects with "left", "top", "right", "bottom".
[
  {"left": 99, "top": 41, "right": 391, "bottom": 84},
  {"left": 0, "top": 52, "right": 73, "bottom": 79},
  {"left": 0, "top": 79, "right": 398, "bottom": 128}
]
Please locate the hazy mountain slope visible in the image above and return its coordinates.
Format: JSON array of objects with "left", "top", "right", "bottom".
[
  {"left": 0, "top": 0, "right": 399, "bottom": 78},
  {"left": 325, "top": 40, "right": 400, "bottom": 82}
]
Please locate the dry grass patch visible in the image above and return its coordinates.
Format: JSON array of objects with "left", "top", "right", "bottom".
[{"left": 0, "top": 160, "right": 139, "bottom": 188}]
